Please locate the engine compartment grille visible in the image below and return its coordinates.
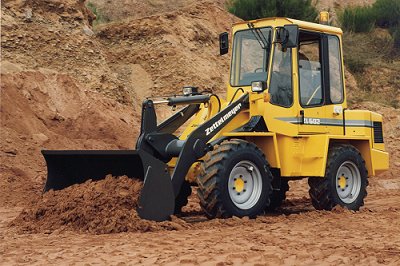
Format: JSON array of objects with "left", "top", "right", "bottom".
[{"left": 373, "top": 121, "right": 384, "bottom": 143}]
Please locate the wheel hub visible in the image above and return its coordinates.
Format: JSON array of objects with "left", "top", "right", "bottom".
[
  {"left": 338, "top": 175, "right": 347, "bottom": 189},
  {"left": 234, "top": 176, "right": 245, "bottom": 193}
]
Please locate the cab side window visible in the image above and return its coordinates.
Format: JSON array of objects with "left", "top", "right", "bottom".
[
  {"left": 328, "top": 36, "right": 344, "bottom": 103},
  {"left": 298, "top": 33, "right": 323, "bottom": 106},
  {"left": 269, "top": 45, "right": 293, "bottom": 107}
]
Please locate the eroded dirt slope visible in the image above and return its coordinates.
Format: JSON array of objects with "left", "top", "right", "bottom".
[
  {"left": 94, "top": 2, "right": 238, "bottom": 97},
  {"left": 0, "top": 68, "right": 139, "bottom": 205},
  {"left": 88, "top": 0, "right": 227, "bottom": 22},
  {"left": 2, "top": 0, "right": 238, "bottom": 103},
  {"left": 1, "top": 0, "right": 238, "bottom": 207}
]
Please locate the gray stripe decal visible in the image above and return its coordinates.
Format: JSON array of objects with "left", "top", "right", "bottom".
[
  {"left": 276, "top": 117, "right": 373, "bottom": 127},
  {"left": 277, "top": 117, "right": 302, "bottom": 124}
]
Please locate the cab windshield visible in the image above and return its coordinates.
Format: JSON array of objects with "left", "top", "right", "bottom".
[{"left": 230, "top": 28, "right": 272, "bottom": 87}]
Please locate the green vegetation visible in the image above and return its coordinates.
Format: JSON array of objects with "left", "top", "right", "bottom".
[
  {"left": 338, "top": 0, "right": 400, "bottom": 49},
  {"left": 338, "top": 7, "right": 375, "bottom": 33},
  {"left": 343, "top": 31, "right": 399, "bottom": 108},
  {"left": 390, "top": 25, "right": 400, "bottom": 49},
  {"left": 339, "top": 0, "right": 400, "bottom": 32},
  {"left": 345, "top": 57, "right": 370, "bottom": 74},
  {"left": 373, "top": 0, "right": 400, "bottom": 28},
  {"left": 336, "top": 0, "right": 399, "bottom": 108},
  {"left": 86, "top": 1, "right": 110, "bottom": 26},
  {"left": 227, "top": 0, "right": 318, "bottom": 22}
]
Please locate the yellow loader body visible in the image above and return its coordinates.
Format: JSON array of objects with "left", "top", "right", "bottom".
[
  {"left": 44, "top": 15, "right": 389, "bottom": 221},
  {"left": 182, "top": 17, "right": 388, "bottom": 182}
]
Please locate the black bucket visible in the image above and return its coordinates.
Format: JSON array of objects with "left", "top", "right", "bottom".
[{"left": 42, "top": 149, "right": 175, "bottom": 221}]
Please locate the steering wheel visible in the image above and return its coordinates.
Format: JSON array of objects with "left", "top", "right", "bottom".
[{"left": 306, "top": 85, "right": 321, "bottom": 105}]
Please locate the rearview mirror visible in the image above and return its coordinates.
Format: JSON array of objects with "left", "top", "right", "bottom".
[
  {"left": 219, "top": 32, "right": 229, "bottom": 55},
  {"left": 276, "top": 25, "right": 299, "bottom": 49}
]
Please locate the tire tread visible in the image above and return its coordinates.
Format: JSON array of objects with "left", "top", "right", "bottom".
[
  {"left": 197, "top": 139, "right": 272, "bottom": 218},
  {"left": 308, "top": 144, "right": 368, "bottom": 211}
]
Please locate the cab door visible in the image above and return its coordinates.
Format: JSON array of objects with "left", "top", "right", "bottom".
[
  {"left": 297, "top": 30, "right": 327, "bottom": 134},
  {"left": 324, "top": 34, "right": 346, "bottom": 135},
  {"left": 265, "top": 41, "right": 299, "bottom": 137}
]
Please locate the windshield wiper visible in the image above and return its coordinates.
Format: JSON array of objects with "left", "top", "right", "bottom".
[{"left": 247, "top": 22, "right": 270, "bottom": 50}]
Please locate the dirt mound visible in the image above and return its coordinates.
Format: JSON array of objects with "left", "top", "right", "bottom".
[
  {"left": 95, "top": 2, "right": 239, "bottom": 97},
  {"left": 0, "top": 70, "right": 138, "bottom": 207},
  {"left": 10, "top": 175, "right": 189, "bottom": 234},
  {"left": 0, "top": 0, "right": 239, "bottom": 208}
]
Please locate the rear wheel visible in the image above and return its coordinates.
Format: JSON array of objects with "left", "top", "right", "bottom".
[
  {"left": 308, "top": 145, "right": 368, "bottom": 211},
  {"left": 197, "top": 139, "right": 273, "bottom": 219}
]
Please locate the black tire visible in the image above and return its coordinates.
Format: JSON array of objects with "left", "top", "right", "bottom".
[
  {"left": 197, "top": 139, "right": 273, "bottom": 219},
  {"left": 174, "top": 181, "right": 192, "bottom": 214},
  {"left": 266, "top": 179, "right": 289, "bottom": 211},
  {"left": 308, "top": 145, "right": 368, "bottom": 211}
]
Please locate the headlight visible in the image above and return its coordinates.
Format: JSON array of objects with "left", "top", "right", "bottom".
[
  {"left": 183, "top": 86, "right": 198, "bottom": 96},
  {"left": 251, "top": 81, "right": 266, "bottom": 93}
]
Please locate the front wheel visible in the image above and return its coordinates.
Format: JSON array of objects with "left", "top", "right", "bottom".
[
  {"left": 174, "top": 180, "right": 192, "bottom": 214},
  {"left": 308, "top": 145, "right": 368, "bottom": 211},
  {"left": 197, "top": 139, "right": 273, "bottom": 219},
  {"left": 266, "top": 179, "right": 289, "bottom": 211}
]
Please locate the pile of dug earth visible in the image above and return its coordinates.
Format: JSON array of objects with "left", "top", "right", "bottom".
[{"left": 10, "top": 175, "right": 189, "bottom": 234}]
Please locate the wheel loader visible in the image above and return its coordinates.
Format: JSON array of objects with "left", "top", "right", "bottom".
[{"left": 43, "top": 14, "right": 389, "bottom": 221}]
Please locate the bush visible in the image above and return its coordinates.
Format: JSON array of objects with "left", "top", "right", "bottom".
[
  {"left": 339, "top": 0, "right": 399, "bottom": 51},
  {"left": 339, "top": 0, "right": 399, "bottom": 32},
  {"left": 227, "top": 0, "right": 318, "bottom": 22},
  {"left": 372, "top": 0, "right": 400, "bottom": 28},
  {"left": 345, "top": 57, "right": 369, "bottom": 73},
  {"left": 338, "top": 6, "right": 375, "bottom": 33},
  {"left": 391, "top": 26, "right": 400, "bottom": 49}
]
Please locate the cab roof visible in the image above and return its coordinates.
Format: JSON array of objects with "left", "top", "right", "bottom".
[{"left": 232, "top": 17, "right": 343, "bottom": 35}]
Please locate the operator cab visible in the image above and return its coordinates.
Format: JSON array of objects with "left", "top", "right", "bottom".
[{"left": 223, "top": 17, "right": 347, "bottom": 136}]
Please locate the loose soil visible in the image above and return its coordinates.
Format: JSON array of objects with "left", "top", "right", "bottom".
[
  {"left": 9, "top": 175, "right": 189, "bottom": 234},
  {"left": 11, "top": 175, "right": 140, "bottom": 234},
  {"left": 2, "top": 177, "right": 400, "bottom": 265}
]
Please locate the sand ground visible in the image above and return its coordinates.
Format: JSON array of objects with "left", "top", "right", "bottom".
[{"left": 1, "top": 177, "right": 399, "bottom": 266}]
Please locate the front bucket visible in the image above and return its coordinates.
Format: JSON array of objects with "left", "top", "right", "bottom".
[{"left": 42, "top": 150, "right": 174, "bottom": 221}]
